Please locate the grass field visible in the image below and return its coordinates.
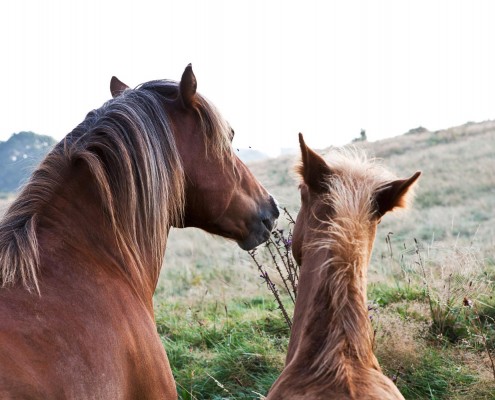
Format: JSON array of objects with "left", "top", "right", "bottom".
[
  {"left": 159, "top": 122, "right": 495, "bottom": 399},
  {"left": 1, "top": 121, "right": 494, "bottom": 398},
  {"left": 155, "top": 238, "right": 495, "bottom": 399}
]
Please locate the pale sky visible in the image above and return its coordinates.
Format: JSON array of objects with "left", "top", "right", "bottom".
[{"left": 2, "top": 0, "right": 495, "bottom": 156}]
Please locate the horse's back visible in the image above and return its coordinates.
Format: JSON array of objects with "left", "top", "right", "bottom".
[{"left": 0, "top": 270, "right": 177, "bottom": 399}]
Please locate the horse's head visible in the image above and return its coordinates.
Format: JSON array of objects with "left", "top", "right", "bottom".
[
  {"left": 292, "top": 133, "right": 421, "bottom": 266},
  {"left": 110, "top": 65, "right": 279, "bottom": 250}
]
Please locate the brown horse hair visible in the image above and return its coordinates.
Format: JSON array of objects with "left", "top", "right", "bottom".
[
  {"left": 297, "top": 147, "right": 416, "bottom": 389},
  {"left": 0, "top": 79, "right": 234, "bottom": 293}
]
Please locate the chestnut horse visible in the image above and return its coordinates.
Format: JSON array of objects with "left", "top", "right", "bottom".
[
  {"left": 267, "top": 134, "right": 420, "bottom": 400},
  {"left": 0, "top": 65, "right": 279, "bottom": 399}
]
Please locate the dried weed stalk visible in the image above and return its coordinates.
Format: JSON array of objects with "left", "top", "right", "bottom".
[{"left": 249, "top": 208, "right": 298, "bottom": 329}]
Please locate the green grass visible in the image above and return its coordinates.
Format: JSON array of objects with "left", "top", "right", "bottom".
[
  {"left": 369, "top": 282, "right": 427, "bottom": 307},
  {"left": 154, "top": 230, "right": 495, "bottom": 398},
  {"left": 155, "top": 297, "right": 290, "bottom": 399},
  {"left": 397, "top": 348, "right": 479, "bottom": 399},
  {"left": 155, "top": 292, "right": 495, "bottom": 399}
]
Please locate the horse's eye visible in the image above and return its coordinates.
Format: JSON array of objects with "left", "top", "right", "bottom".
[{"left": 230, "top": 129, "right": 235, "bottom": 141}]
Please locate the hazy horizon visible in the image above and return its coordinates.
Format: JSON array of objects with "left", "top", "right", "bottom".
[{"left": 3, "top": 1, "right": 495, "bottom": 156}]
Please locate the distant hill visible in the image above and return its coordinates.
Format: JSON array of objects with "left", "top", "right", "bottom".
[
  {"left": 0, "top": 135, "right": 271, "bottom": 194},
  {"left": 0, "top": 132, "right": 56, "bottom": 194}
]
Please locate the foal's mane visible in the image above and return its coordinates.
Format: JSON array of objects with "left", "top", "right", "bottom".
[
  {"left": 0, "top": 79, "right": 233, "bottom": 293},
  {"left": 302, "top": 147, "right": 408, "bottom": 387}
]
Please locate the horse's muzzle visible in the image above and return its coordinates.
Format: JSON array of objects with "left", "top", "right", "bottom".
[{"left": 238, "top": 195, "right": 280, "bottom": 250}]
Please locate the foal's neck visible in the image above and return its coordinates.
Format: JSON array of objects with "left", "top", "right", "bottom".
[{"left": 286, "top": 227, "right": 379, "bottom": 387}]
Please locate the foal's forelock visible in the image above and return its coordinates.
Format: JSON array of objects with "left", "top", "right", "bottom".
[{"left": 0, "top": 79, "right": 234, "bottom": 293}]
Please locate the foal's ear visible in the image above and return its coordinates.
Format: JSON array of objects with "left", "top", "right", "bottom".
[
  {"left": 297, "top": 133, "right": 331, "bottom": 193},
  {"left": 179, "top": 63, "right": 197, "bottom": 108},
  {"left": 110, "top": 76, "right": 129, "bottom": 98},
  {"left": 375, "top": 171, "right": 421, "bottom": 216}
]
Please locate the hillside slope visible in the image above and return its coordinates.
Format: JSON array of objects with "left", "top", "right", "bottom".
[
  {"left": 162, "top": 120, "right": 495, "bottom": 296},
  {"left": 1, "top": 121, "right": 493, "bottom": 293}
]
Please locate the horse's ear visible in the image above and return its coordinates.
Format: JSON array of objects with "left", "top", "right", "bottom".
[
  {"left": 297, "top": 133, "right": 331, "bottom": 193},
  {"left": 375, "top": 171, "right": 421, "bottom": 216},
  {"left": 110, "top": 76, "right": 129, "bottom": 98},
  {"left": 179, "top": 63, "right": 197, "bottom": 108}
]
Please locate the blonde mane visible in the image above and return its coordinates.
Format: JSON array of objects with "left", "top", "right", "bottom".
[
  {"left": 302, "top": 147, "right": 408, "bottom": 389},
  {"left": 0, "top": 80, "right": 233, "bottom": 293}
]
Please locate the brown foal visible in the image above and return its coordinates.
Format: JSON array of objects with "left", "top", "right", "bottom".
[{"left": 268, "top": 134, "right": 420, "bottom": 400}]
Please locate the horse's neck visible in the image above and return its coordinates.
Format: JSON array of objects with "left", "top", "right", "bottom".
[
  {"left": 38, "top": 163, "right": 160, "bottom": 302},
  {"left": 285, "top": 243, "right": 379, "bottom": 386}
]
